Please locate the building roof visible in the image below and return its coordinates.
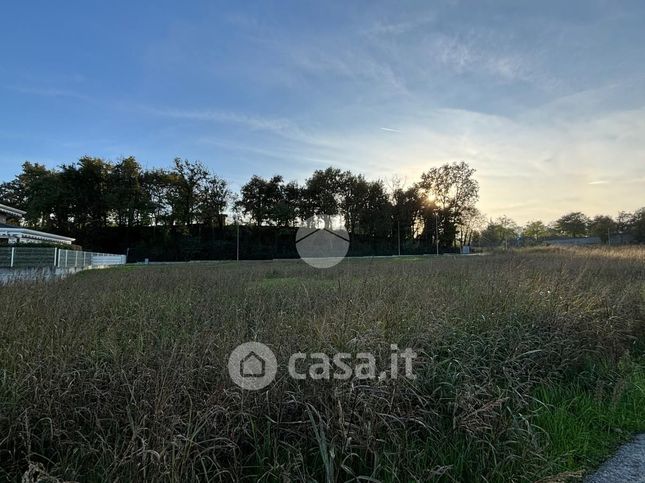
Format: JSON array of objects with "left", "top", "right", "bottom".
[
  {"left": 0, "top": 203, "right": 26, "bottom": 218},
  {"left": 0, "top": 225, "right": 75, "bottom": 243},
  {"left": 0, "top": 203, "right": 74, "bottom": 243}
]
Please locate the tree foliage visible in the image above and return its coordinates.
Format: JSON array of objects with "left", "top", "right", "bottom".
[
  {"left": 2, "top": 156, "right": 643, "bottom": 257},
  {"left": 523, "top": 220, "right": 550, "bottom": 241},
  {"left": 0, "top": 157, "right": 231, "bottom": 236},
  {"left": 480, "top": 216, "right": 520, "bottom": 247},
  {"left": 555, "top": 212, "right": 590, "bottom": 238},
  {"left": 418, "top": 161, "right": 480, "bottom": 248}
]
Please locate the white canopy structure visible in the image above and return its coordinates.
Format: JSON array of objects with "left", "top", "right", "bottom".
[{"left": 0, "top": 203, "right": 75, "bottom": 245}]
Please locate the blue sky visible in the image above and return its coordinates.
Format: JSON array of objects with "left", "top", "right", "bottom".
[{"left": 1, "top": 0, "right": 644, "bottom": 223}]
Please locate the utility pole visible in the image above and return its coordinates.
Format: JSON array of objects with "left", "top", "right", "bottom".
[
  {"left": 235, "top": 214, "right": 240, "bottom": 262},
  {"left": 397, "top": 219, "right": 401, "bottom": 256},
  {"left": 434, "top": 212, "right": 439, "bottom": 255}
]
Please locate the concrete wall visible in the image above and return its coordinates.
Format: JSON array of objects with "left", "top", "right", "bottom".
[
  {"left": 544, "top": 237, "right": 602, "bottom": 246},
  {"left": 0, "top": 266, "right": 85, "bottom": 285}
]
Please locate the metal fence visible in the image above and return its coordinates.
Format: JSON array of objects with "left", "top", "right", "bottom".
[{"left": 0, "top": 247, "right": 126, "bottom": 269}]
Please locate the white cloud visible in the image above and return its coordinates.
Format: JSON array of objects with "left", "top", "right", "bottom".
[
  {"left": 5, "top": 85, "right": 91, "bottom": 102},
  {"left": 363, "top": 14, "right": 436, "bottom": 37}
]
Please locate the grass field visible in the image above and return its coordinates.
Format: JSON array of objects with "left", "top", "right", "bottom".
[{"left": 1, "top": 247, "right": 644, "bottom": 482}]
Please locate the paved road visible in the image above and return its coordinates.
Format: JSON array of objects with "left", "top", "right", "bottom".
[{"left": 586, "top": 434, "right": 645, "bottom": 482}]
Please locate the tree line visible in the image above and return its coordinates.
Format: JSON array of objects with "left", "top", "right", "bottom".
[
  {"left": 0, "top": 157, "right": 231, "bottom": 232},
  {"left": 0, "top": 156, "right": 642, "bottom": 258},
  {"left": 0, "top": 158, "right": 482, "bottom": 253},
  {"left": 480, "top": 210, "right": 645, "bottom": 247}
]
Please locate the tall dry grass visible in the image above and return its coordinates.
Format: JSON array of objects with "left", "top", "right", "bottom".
[{"left": 0, "top": 247, "right": 643, "bottom": 481}]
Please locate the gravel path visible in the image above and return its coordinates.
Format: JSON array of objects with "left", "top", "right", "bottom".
[{"left": 585, "top": 434, "right": 645, "bottom": 482}]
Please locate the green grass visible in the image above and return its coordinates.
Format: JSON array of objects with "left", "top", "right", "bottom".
[
  {"left": 533, "top": 356, "right": 645, "bottom": 473},
  {"left": 0, "top": 246, "right": 643, "bottom": 482}
]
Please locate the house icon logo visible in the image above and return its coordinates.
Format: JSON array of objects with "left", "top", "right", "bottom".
[
  {"left": 228, "top": 342, "right": 277, "bottom": 390},
  {"left": 296, "top": 215, "right": 350, "bottom": 269},
  {"left": 240, "top": 351, "right": 266, "bottom": 378}
]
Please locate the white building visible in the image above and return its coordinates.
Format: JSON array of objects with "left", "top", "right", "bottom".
[{"left": 0, "top": 203, "right": 75, "bottom": 245}]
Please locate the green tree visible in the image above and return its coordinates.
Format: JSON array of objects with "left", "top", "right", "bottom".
[
  {"left": 5, "top": 163, "right": 61, "bottom": 229},
  {"left": 239, "top": 175, "right": 280, "bottom": 225},
  {"left": 458, "top": 207, "right": 486, "bottom": 247},
  {"left": 272, "top": 180, "right": 301, "bottom": 227},
  {"left": 108, "top": 157, "right": 146, "bottom": 228},
  {"left": 169, "top": 158, "right": 210, "bottom": 226},
  {"left": 629, "top": 208, "right": 645, "bottom": 242},
  {"left": 57, "top": 157, "right": 112, "bottom": 232},
  {"left": 359, "top": 180, "right": 391, "bottom": 237},
  {"left": 142, "top": 169, "right": 175, "bottom": 226},
  {"left": 339, "top": 172, "right": 370, "bottom": 233},
  {"left": 523, "top": 220, "right": 549, "bottom": 241},
  {"left": 418, "top": 161, "right": 479, "bottom": 248},
  {"left": 589, "top": 215, "right": 616, "bottom": 243},
  {"left": 0, "top": 178, "right": 25, "bottom": 211},
  {"left": 197, "top": 175, "right": 230, "bottom": 228},
  {"left": 555, "top": 212, "right": 590, "bottom": 237},
  {"left": 616, "top": 211, "right": 633, "bottom": 235},
  {"left": 305, "top": 167, "right": 344, "bottom": 228},
  {"left": 480, "top": 216, "right": 519, "bottom": 248},
  {"left": 391, "top": 185, "right": 423, "bottom": 241}
]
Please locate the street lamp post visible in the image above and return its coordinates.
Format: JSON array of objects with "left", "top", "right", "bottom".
[
  {"left": 234, "top": 213, "right": 240, "bottom": 262},
  {"left": 434, "top": 212, "right": 439, "bottom": 255},
  {"left": 397, "top": 219, "right": 401, "bottom": 256}
]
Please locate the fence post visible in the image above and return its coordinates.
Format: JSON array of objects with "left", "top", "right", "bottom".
[
  {"left": 10, "top": 247, "right": 15, "bottom": 268},
  {"left": 54, "top": 248, "right": 58, "bottom": 267}
]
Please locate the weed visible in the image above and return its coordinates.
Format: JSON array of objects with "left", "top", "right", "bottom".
[{"left": 0, "top": 247, "right": 643, "bottom": 481}]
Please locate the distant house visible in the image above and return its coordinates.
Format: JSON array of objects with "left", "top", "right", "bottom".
[
  {"left": 0, "top": 203, "right": 75, "bottom": 245},
  {"left": 543, "top": 236, "right": 602, "bottom": 246},
  {"left": 543, "top": 234, "right": 633, "bottom": 246}
]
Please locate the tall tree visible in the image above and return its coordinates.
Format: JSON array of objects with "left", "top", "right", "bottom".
[
  {"left": 480, "top": 216, "right": 519, "bottom": 248},
  {"left": 238, "top": 175, "right": 281, "bottom": 225},
  {"left": 272, "top": 180, "right": 301, "bottom": 227},
  {"left": 169, "top": 158, "right": 209, "bottom": 226},
  {"left": 198, "top": 175, "right": 231, "bottom": 228},
  {"left": 4, "top": 162, "right": 61, "bottom": 229},
  {"left": 108, "top": 157, "right": 146, "bottom": 228},
  {"left": 458, "top": 207, "right": 486, "bottom": 247},
  {"left": 360, "top": 180, "right": 392, "bottom": 237},
  {"left": 0, "top": 178, "right": 25, "bottom": 211},
  {"left": 305, "top": 167, "right": 344, "bottom": 228},
  {"left": 59, "top": 157, "right": 112, "bottom": 232},
  {"left": 629, "top": 208, "right": 645, "bottom": 242},
  {"left": 339, "top": 172, "right": 370, "bottom": 233},
  {"left": 555, "top": 212, "right": 590, "bottom": 238},
  {"left": 391, "top": 184, "right": 424, "bottom": 241},
  {"left": 616, "top": 211, "right": 633, "bottom": 235},
  {"left": 523, "top": 220, "right": 549, "bottom": 241},
  {"left": 589, "top": 215, "right": 616, "bottom": 243},
  {"left": 418, "top": 161, "right": 479, "bottom": 247},
  {"left": 142, "top": 168, "right": 175, "bottom": 226}
]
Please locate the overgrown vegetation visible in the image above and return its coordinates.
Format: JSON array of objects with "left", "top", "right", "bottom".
[{"left": 0, "top": 247, "right": 643, "bottom": 481}]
